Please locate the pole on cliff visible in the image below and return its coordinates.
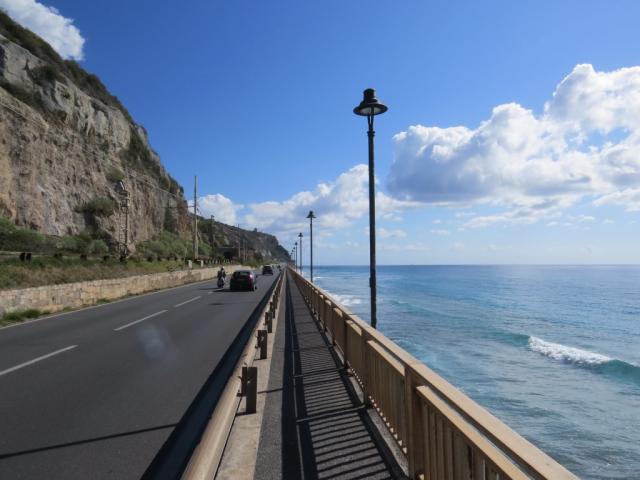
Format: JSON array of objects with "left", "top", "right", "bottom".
[
  {"left": 193, "top": 175, "right": 198, "bottom": 260},
  {"left": 210, "top": 215, "right": 215, "bottom": 254}
]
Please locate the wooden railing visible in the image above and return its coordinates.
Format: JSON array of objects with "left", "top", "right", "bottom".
[{"left": 289, "top": 268, "right": 578, "bottom": 480}]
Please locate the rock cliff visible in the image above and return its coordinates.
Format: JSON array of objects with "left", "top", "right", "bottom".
[{"left": 0, "top": 12, "right": 287, "bottom": 261}]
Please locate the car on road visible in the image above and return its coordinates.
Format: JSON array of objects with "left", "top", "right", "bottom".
[
  {"left": 230, "top": 270, "right": 258, "bottom": 291},
  {"left": 262, "top": 265, "right": 274, "bottom": 275}
]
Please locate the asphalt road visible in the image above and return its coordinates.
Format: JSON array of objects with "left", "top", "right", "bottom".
[{"left": 0, "top": 272, "right": 277, "bottom": 479}]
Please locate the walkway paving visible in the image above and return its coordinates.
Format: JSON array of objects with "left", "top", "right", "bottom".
[{"left": 255, "top": 273, "right": 406, "bottom": 480}]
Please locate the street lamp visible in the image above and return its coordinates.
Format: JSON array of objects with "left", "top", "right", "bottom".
[
  {"left": 353, "top": 88, "right": 388, "bottom": 329},
  {"left": 294, "top": 242, "right": 298, "bottom": 272},
  {"left": 307, "top": 211, "right": 316, "bottom": 282},
  {"left": 298, "top": 232, "right": 303, "bottom": 275}
]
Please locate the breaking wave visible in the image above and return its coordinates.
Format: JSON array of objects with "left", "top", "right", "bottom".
[{"left": 528, "top": 336, "right": 640, "bottom": 386}]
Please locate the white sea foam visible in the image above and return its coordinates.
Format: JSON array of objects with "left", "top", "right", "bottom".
[
  {"left": 528, "top": 336, "right": 611, "bottom": 365},
  {"left": 323, "top": 289, "right": 362, "bottom": 307}
]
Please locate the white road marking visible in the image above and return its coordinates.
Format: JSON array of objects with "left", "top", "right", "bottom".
[
  {"left": 174, "top": 296, "right": 201, "bottom": 308},
  {"left": 114, "top": 310, "right": 167, "bottom": 331},
  {"left": 0, "top": 345, "right": 77, "bottom": 377}
]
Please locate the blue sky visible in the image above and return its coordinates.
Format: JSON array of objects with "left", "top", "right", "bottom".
[{"left": 3, "top": 0, "right": 640, "bottom": 264}]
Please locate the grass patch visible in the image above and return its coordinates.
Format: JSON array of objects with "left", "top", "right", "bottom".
[
  {"left": 0, "top": 257, "right": 194, "bottom": 290},
  {"left": 0, "top": 308, "right": 44, "bottom": 326},
  {"left": 96, "top": 298, "right": 111, "bottom": 304}
]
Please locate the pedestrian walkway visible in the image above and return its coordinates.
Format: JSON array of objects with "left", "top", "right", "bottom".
[{"left": 255, "top": 273, "right": 406, "bottom": 480}]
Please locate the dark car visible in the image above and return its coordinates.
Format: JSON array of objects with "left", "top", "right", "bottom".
[
  {"left": 230, "top": 270, "right": 258, "bottom": 291},
  {"left": 262, "top": 265, "right": 274, "bottom": 275}
]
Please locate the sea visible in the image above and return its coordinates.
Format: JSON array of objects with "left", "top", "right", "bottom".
[{"left": 304, "top": 265, "right": 640, "bottom": 480}]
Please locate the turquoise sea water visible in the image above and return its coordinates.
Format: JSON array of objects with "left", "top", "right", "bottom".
[{"left": 306, "top": 265, "right": 640, "bottom": 480}]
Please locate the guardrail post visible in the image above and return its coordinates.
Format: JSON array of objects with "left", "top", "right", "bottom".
[
  {"left": 265, "top": 311, "right": 273, "bottom": 333},
  {"left": 404, "top": 363, "right": 425, "bottom": 479},
  {"left": 257, "top": 330, "right": 268, "bottom": 360},
  {"left": 243, "top": 366, "right": 258, "bottom": 414}
]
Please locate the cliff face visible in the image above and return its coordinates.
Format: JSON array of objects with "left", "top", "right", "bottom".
[
  {"left": 0, "top": 23, "right": 189, "bottom": 244},
  {"left": 0, "top": 13, "right": 288, "bottom": 261},
  {"left": 210, "top": 221, "right": 290, "bottom": 261}
]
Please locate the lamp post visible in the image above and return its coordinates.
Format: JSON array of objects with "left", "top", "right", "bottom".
[
  {"left": 298, "top": 232, "right": 303, "bottom": 275},
  {"left": 294, "top": 242, "right": 298, "bottom": 272},
  {"left": 307, "top": 211, "right": 316, "bottom": 282},
  {"left": 353, "top": 88, "right": 388, "bottom": 329}
]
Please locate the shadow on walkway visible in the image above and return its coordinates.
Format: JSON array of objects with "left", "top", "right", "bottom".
[{"left": 257, "top": 273, "right": 405, "bottom": 480}]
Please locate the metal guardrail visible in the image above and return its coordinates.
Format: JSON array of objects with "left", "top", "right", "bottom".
[
  {"left": 181, "top": 271, "right": 285, "bottom": 480},
  {"left": 289, "top": 267, "right": 578, "bottom": 480}
]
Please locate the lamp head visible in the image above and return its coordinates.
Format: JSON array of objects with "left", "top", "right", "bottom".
[
  {"left": 307, "top": 210, "right": 316, "bottom": 219},
  {"left": 353, "top": 88, "right": 388, "bottom": 116}
]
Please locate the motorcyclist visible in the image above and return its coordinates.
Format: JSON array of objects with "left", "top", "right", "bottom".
[
  {"left": 217, "top": 266, "right": 226, "bottom": 280},
  {"left": 217, "top": 266, "right": 226, "bottom": 288}
]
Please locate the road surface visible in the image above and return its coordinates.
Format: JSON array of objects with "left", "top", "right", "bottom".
[{"left": 0, "top": 272, "right": 277, "bottom": 479}]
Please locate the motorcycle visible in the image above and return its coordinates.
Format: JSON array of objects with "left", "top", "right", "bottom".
[{"left": 217, "top": 276, "right": 225, "bottom": 288}]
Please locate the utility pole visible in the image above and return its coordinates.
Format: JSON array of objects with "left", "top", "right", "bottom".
[
  {"left": 124, "top": 192, "right": 129, "bottom": 256},
  {"left": 210, "top": 215, "right": 215, "bottom": 251},
  {"left": 193, "top": 175, "right": 198, "bottom": 260}
]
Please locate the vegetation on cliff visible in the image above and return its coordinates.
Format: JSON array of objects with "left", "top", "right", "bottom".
[{"left": 0, "top": 10, "right": 133, "bottom": 121}]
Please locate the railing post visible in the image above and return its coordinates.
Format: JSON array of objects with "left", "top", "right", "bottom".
[
  {"left": 404, "top": 363, "right": 426, "bottom": 479},
  {"left": 361, "top": 328, "right": 372, "bottom": 407},
  {"left": 323, "top": 299, "right": 331, "bottom": 333},
  {"left": 317, "top": 294, "right": 324, "bottom": 324}
]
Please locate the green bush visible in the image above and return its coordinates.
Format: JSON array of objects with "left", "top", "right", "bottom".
[
  {"left": 105, "top": 166, "right": 125, "bottom": 183},
  {"left": 29, "top": 64, "right": 63, "bottom": 85},
  {"left": 0, "top": 218, "right": 46, "bottom": 251},
  {"left": 90, "top": 239, "right": 109, "bottom": 255},
  {"left": 80, "top": 197, "right": 116, "bottom": 217},
  {"left": 137, "top": 232, "right": 190, "bottom": 261}
]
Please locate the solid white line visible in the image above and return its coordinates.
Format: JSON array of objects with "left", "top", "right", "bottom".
[
  {"left": 174, "top": 296, "right": 201, "bottom": 308},
  {"left": 114, "top": 310, "right": 167, "bottom": 331},
  {"left": 0, "top": 345, "right": 77, "bottom": 377}
]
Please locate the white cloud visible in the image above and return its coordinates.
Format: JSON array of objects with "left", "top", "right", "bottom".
[
  {"left": 0, "top": 0, "right": 85, "bottom": 60},
  {"left": 430, "top": 229, "right": 450, "bottom": 236},
  {"left": 389, "top": 64, "right": 640, "bottom": 227},
  {"left": 378, "top": 228, "right": 407, "bottom": 239},
  {"left": 593, "top": 188, "right": 640, "bottom": 211},
  {"left": 198, "top": 194, "right": 243, "bottom": 226},
  {"left": 243, "top": 164, "right": 419, "bottom": 238},
  {"left": 603, "top": 218, "right": 615, "bottom": 225}
]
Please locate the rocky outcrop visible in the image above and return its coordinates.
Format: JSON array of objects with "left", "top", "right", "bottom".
[
  {"left": 0, "top": 13, "right": 288, "bottom": 262},
  {"left": 209, "top": 221, "right": 290, "bottom": 261},
  {"left": 0, "top": 26, "right": 189, "bottom": 244}
]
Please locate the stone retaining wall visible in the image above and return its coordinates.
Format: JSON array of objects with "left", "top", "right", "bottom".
[{"left": 0, "top": 265, "right": 245, "bottom": 316}]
